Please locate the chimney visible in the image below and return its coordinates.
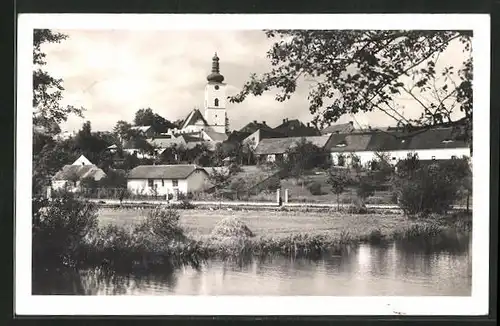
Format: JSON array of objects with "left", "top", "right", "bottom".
[
  {"left": 262, "top": 121, "right": 266, "bottom": 125},
  {"left": 253, "top": 120, "right": 257, "bottom": 124},
  {"left": 282, "top": 119, "right": 286, "bottom": 124},
  {"left": 349, "top": 121, "right": 354, "bottom": 125},
  {"left": 307, "top": 122, "right": 310, "bottom": 127}
]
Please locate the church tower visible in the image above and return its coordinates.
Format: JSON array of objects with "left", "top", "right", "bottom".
[{"left": 204, "top": 53, "right": 227, "bottom": 134}]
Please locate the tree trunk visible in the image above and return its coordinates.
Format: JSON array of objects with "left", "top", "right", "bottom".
[
  {"left": 466, "top": 191, "right": 470, "bottom": 213},
  {"left": 337, "top": 194, "right": 340, "bottom": 210}
]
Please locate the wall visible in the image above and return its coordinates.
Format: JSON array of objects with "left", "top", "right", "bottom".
[
  {"left": 330, "top": 147, "right": 471, "bottom": 166},
  {"left": 127, "top": 178, "right": 189, "bottom": 196},
  {"left": 72, "top": 156, "right": 92, "bottom": 166},
  {"left": 243, "top": 130, "right": 260, "bottom": 149},
  {"left": 183, "top": 123, "right": 205, "bottom": 134},
  {"left": 187, "top": 170, "right": 209, "bottom": 192}
]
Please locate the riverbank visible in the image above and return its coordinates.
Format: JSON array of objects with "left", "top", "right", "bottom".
[{"left": 92, "top": 206, "right": 472, "bottom": 269}]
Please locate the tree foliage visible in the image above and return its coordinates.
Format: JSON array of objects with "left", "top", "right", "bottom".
[
  {"left": 327, "top": 168, "right": 351, "bottom": 209},
  {"left": 133, "top": 108, "right": 176, "bottom": 132},
  {"left": 33, "top": 29, "right": 84, "bottom": 133},
  {"left": 230, "top": 30, "right": 472, "bottom": 145}
]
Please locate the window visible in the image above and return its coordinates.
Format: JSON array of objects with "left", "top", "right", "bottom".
[
  {"left": 432, "top": 156, "right": 436, "bottom": 160},
  {"left": 148, "top": 179, "right": 154, "bottom": 188},
  {"left": 172, "top": 179, "right": 179, "bottom": 187},
  {"left": 214, "top": 98, "right": 219, "bottom": 107},
  {"left": 451, "top": 155, "right": 457, "bottom": 159},
  {"left": 214, "top": 85, "right": 219, "bottom": 90},
  {"left": 392, "top": 157, "right": 396, "bottom": 160}
]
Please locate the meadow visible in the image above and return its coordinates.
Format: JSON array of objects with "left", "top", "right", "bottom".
[{"left": 98, "top": 207, "right": 429, "bottom": 240}]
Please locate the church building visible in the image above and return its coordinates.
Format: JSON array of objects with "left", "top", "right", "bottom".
[{"left": 178, "top": 53, "right": 228, "bottom": 140}]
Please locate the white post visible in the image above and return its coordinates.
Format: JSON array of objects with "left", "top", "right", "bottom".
[
  {"left": 46, "top": 186, "right": 52, "bottom": 199},
  {"left": 284, "top": 189, "right": 289, "bottom": 204},
  {"left": 276, "top": 188, "right": 281, "bottom": 205}
]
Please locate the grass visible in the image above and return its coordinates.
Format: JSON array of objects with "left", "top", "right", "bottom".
[{"left": 98, "top": 207, "right": 469, "bottom": 242}]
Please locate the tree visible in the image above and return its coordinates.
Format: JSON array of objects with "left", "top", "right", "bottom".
[
  {"left": 113, "top": 120, "right": 133, "bottom": 143},
  {"left": 279, "top": 138, "right": 330, "bottom": 187},
  {"left": 356, "top": 174, "right": 376, "bottom": 207},
  {"left": 33, "top": 29, "right": 84, "bottom": 134},
  {"left": 327, "top": 168, "right": 350, "bottom": 210},
  {"left": 229, "top": 30, "right": 473, "bottom": 151},
  {"left": 134, "top": 108, "right": 176, "bottom": 133}
]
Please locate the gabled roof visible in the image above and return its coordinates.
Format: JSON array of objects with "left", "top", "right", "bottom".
[
  {"left": 406, "top": 127, "right": 469, "bottom": 150},
  {"left": 52, "top": 164, "right": 106, "bottom": 181},
  {"left": 273, "top": 119, "right": 320, "bottom": 137},
  {"left": 227, "top": 131, "right": 252, "bottom": 143},
  {"left": 123, "top": 138, "right": 151, "bottom": 150},
  {"left": 254, "top": 135, "right": 331, "bottom": 155},
  {"left": 203, "top": 130, "right": 228, "bottom": 142},
  {"left": 128, "top": 164, "right": 207, "bottom": 180},
  {"left": 181, "top": 109, "right": 208, "bottom": 129},
  {"left": 325, "top": 133, "right": 373, "bottom": 152},
  {"left": 239, "top": 121, "right": 273, "bottom": 134},
  {"left": 72, "top": 154, "right": 93, "bottom": 166},
  {"left": 181, "top": 133, "right": 204, "bottom": 142},
  {"left": 320, "top": 122, "right": 355, "bottom": 135}
]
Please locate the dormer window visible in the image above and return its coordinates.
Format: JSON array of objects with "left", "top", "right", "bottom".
[
  {"left": 214, "top": 98, "right": 219, "bottom": 107},
  {"left": 336, "top": 142, "right": 347, "bottom": 148},
  {"left": 442, "top": 139, "right": 454, "bottom": 143}
]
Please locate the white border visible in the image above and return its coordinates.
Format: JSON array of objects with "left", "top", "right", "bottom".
[{"left": 15, "top": 14, "right": 491, "bottom": 316}]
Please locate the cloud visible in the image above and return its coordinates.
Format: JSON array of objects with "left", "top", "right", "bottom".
[{"left": 40, "top": 29, "right": 469, "bottom": 133}]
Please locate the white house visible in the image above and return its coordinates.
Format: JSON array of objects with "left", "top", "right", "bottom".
[
  {"left": 127, "top": 164, "right": 210, "bottom": 197},
  {"left": 325, "top": 127, "right": 471, "bottom": 167},
  {"left": 51, "top": 163, "right": 106, "bottom": 191}
]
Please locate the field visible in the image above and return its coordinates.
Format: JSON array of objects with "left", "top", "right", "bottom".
[{"left": 98, "top": 207, "right": 416, "bottom": 240}]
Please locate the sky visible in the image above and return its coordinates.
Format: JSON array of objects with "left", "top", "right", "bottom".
[{"left": 40, "top": 29, "right": 469, "bottom": 133}]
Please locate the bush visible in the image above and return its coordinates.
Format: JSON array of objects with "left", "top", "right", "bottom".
[
  {"left": 32, "top": 193, "right": 99, "bottom": 269},
  {"left": 134, "top": 207, "right": 187, "bottom": 242},
  {"left": 392, "top": 155, "right": 466, "bottom": 216},
  {"left": 171, "top": 199, "right": 195, "bottom": 210},
  {"left": 307, "top": 182, "right": 323, "bottom": 196}
]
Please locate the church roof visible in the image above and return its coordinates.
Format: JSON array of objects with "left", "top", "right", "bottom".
[
  {"left": 180, "top": 109, "right": 208, "bottom": 130},
  {"left": 207, "top": 53, "right": 224, "bottom": 83}
]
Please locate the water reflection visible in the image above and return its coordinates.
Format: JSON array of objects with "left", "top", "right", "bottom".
[{"left": 33, "top": 235, "right": 472, "bottom": 296}]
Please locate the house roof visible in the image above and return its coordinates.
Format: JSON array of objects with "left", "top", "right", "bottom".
[
  {"left": 273, "top": 119, "right": 320, "bottom": 137},
  {"left": 128, "top": 164, "right": 207, "bottom": 180},
  {"left": 203, "top": 130, "right": 228, "bottom": 142},
  {"left": 239, "top": 121, "right": 273, "bottom": 134},
  {"left": 52, "top": 164, "right": 106, "bottom": 181},
  {"left": 227, "top": 131, "right": 252, "bottom": 143},
  {"left": 181, "top": 109, "right": 208, "bottom": 130},
  {"left": 325, "top": 133, "right": 373, "bottom": 152},
  {"left": 186, "top": 141, "right": 217, "bottom": 151},
  {"left": 254, "top": 135, "right": 331, "bottom": 155},
  {"left": 320, "top": 122, "right": 355, "bottom": 135},
  {"left": 72, "top": 154, "right": 93, "bottom": 165},
  {"left": 406, "top": 127, "right": 468, "bottom": 150}
]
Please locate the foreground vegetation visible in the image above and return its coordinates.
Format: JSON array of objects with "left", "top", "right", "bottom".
[{"left": 33, "top": 193, "right": 472, "bottom": 278}]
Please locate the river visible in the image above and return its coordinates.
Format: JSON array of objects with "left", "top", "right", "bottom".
[{"left": 33, "top": 234, "right": 472, "bottom": 296}]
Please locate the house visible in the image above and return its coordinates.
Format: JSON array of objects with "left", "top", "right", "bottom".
[
  {"left": 179, "top": 109, "right": 210, "bottom": 134},
  {"left": 324, "top": 127, "right": 470, "bottom": 167},
  {"left": 254, "top": 135, "right": 332, "bottom": 162},
  {"left": 131, "top": 125, "right": 157, "bottom": 138},
  {"left": 320, "top": 121, "right": 355, "bottom": 136},
  {"left": 273, "top": 118, "right": 320, "bottom": 137},
  {"left": 106, "top": 144, "right": 119, "bottom": 154},
  {"left": 242, "top": 128, "right": 285, "bottom": 150},
  {"left": 123, "top": 138, "right": 158, "bottom": 159},
  {"left": 127, "top": 164, "right": 210, "bottom": 196},
  {"left": 147, "top": 136, "right": 187, "bottom": 153},
  {"left": 201, "top": 130, "right": 228, "bottom": 143},
  {"left": 51, "top": 164, "right": 106, "bottom": 191},
  {"left": 239, "top": 120, "right": 272, "bottom": 134}
]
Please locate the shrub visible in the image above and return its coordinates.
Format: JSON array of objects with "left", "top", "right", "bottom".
[
  {"left": 307, "top": 181, "right": 323, "bottom": 196},
  {"left": 356, "top": 175, "right": 376, "bottom": 205},
  {"left": 391, "top": 154, "right": 468, "bottom": 217},
  {"left": 32, "top": 193, "right": 99, "bottom": 269},
  {"left": 134, "top": 207, "right": 187, "bottom": 242}
]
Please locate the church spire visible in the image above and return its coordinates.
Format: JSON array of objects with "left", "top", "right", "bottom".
[{"left": 207, "top": 52, "right": 224, "bottom": 83}]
